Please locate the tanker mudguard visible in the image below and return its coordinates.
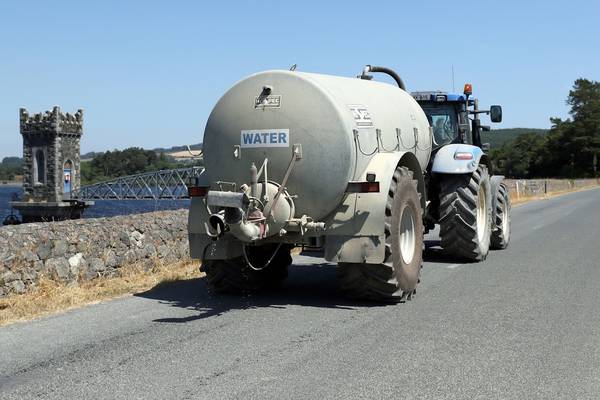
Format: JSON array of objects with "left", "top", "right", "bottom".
[
  {"left": 324, "top": 151, "right": 424, "bottom": 264},
  {"left": 431, "top": 144, "right": 484, "bottom": 174}
]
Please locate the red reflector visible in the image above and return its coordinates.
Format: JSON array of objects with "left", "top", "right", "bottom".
[
  {"left": 454, "top": 152, "right": 473, "bottom": 160},
  {"left": 346, "top": 182, "right": 380, "bottom": 193},
  {"left": 188, "top": 186, "right": 209, "bottom": 197}
]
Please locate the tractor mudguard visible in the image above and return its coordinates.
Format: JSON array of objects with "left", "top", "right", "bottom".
[{"left": 431, "top": 144, "right": 485, "bottom": 174}]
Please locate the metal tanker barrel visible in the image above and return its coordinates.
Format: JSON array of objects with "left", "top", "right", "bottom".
[{"left": 203, "top": 70, "right": 431, "bottom": 221}]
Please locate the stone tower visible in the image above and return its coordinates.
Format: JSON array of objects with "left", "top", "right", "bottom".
[
  {"left": 20, "top": 106, "right": 83, "bottom": 202},
  {"left": 12, "top": 106, "right": 92, "bottom": 222}
]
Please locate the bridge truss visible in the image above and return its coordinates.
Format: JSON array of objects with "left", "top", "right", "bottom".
[{"left": 72, "top": 166, "right": 205, "bottom": 200}]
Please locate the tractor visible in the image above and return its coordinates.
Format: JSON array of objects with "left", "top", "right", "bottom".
[{"left": 411, "top": 84, "right": 511, "bottom": 260}]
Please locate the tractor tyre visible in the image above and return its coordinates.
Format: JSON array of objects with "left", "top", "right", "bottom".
[
  {"left": 490, "top": 182, "right": 511, "bottom": 249},
  {"left": 338, "top": 166, "right": 424, "bottom": 303},
  {"left": 201, "top": 244, "right": 291, "bottom": 293},
  {"left": 439, "top": 164, "right": 492, "bottom": 261}
]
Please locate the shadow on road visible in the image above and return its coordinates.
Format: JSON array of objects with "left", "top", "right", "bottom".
[
  {"left": 135, "top": 262, "right": 384, "bottom": 324},
  {"left": 423, "top": 239, "right": 504, "bottom": 264},
  {"left": 423, "top": 239, "right": 466, "bottom": 264}
]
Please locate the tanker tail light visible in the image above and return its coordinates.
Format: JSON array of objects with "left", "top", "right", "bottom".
[
  {"left": 346, "top": 181, "right": 380, "bottom": 193},
  {"left": 188, "top": 186, "right": 209, "bottom": 197}
]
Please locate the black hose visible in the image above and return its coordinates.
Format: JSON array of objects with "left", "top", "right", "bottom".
[{"left": 366, "top": 65, "right": 406, "bottom": 91}]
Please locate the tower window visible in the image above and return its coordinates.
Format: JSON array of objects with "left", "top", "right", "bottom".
[{"left": 34, "top": 149, "right": 45, "bottom": 184}]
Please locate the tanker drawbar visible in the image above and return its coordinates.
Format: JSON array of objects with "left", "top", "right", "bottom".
[{"left": 188, "top": 67, "right": 432, "bottom": 302}]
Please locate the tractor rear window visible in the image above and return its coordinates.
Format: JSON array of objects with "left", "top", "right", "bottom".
[{"left": 422, "top": 105, "right": 459, "bottom": 147}]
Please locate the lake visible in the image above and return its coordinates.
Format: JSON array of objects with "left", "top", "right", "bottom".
[{"left": 0, "top": 185, "right": 189, "bottom": 223}]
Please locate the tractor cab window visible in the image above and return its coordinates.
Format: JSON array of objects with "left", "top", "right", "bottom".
[{"left": 423, "top": 105, "right": 459, "bottom": 147}]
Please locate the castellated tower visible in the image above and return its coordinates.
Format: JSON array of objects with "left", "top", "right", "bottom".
[
  {"left": 13, "top": 106, "right": 91, "bottom": 222},
  {"left": 20, "top": 106, "right": 83, "bottom": 202}
]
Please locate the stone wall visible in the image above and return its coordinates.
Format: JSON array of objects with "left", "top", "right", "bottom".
[{"left": 0, "top": 210, "right": 189, "bottom": 296}]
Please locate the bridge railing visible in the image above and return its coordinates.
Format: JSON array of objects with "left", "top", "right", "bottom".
[{"left": 72, "top": 166, "right": 205, "bottom": 200}]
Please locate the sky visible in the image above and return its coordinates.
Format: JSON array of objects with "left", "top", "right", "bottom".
[{"left": 1, "top": 0, "right": 599, "bottom": 159}]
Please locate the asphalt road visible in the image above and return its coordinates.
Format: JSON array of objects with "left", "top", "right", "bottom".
[{"left": 2, "top": 188, "right": 600, "bottom": 399}]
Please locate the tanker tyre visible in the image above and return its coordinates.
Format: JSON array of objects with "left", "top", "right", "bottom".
[
  {"left": 338, "top": 167, "right": 424, "bottom": 303},
  {"left": 490, "top": 183, "right": 511, "bottom": 250},
  {"left": 201, "top": 245, "right": 291, "bottom": 294},
  {"left": 438, "top": 165, "right": 492, "bottom": 261}
]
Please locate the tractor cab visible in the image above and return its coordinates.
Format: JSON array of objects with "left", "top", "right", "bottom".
[{"left": 411, "top": 84, "right": 502, "bottom": 153}]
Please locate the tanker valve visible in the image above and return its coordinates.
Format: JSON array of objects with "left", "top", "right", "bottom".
[{"left": 287, "top": 215, "right": 325, "bottom": 235}]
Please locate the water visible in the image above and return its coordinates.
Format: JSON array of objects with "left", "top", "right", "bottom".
[
  {"left": 0, "top": 185, "right": 21, "bottom": 222},
  {"left": 0, "top": 185, "right": 189, "bottom": 223}
]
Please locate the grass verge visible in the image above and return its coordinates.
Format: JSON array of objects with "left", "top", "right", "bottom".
[
  {"left": 510, "top": 184, "right": 600, "bottom": 206},
  {"left": 0, "top": 260, "right": 203, "bottom": 326}
]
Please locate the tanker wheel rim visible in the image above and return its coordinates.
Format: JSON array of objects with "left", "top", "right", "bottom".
[
  {"left": 399, "top": 204, "right": 416, "bottom": 265},
  {"left": 500, "top": 198, "right": 510, "bottom": 237},
  {"left": 476, "top": 186, "right": 488, "bottom": 243}
]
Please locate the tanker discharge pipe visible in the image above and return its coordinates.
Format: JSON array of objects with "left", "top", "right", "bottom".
[
  {"left": 225, "top": 207, "right": 263, "bottom": 242},
  {"left": 361, "top": 65, "right": 406, "bottom": 91}
]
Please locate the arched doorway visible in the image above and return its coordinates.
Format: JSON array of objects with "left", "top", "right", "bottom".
[{"left": 63, "top": 160, "right": 73, "bottom": 199}]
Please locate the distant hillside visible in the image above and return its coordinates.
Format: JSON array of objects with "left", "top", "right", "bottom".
[
  {"left": 482, "top": 128, "right": 548, "bottom": 149},
  {"left": 0, "top": 157, "right": 23, "bottom": 181},
  {"left": 80, "top": 147, "right": 203, "bottom": 185},
  {"left": 81, "top": 143, "right": 203, "bottom": 160}
]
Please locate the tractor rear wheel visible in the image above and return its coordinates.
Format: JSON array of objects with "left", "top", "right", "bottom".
[
  {"left": 201, "top": 244, "right": 292, "bottom": 293},
  {"left": 438, "top": 165, "right": 492, "bottom": 261},
  {"left": 491, "top": 182, "right": 511, "bottom": 249},
  {"left": 338, "top": 166, "right": 424, "bottom": 302}
]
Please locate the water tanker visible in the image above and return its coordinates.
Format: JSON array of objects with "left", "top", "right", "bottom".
[{"left": 189, "top": 66, "right": 432, "bottom": 302}]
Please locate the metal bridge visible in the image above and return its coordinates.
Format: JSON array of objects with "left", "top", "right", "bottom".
[{"left": 71, "top": 166, "right": 205, "bottom": 200}]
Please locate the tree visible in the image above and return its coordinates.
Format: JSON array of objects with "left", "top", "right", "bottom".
[
  {"left": 80, "top": 147, "right": 184, "bottom": 184},
  {"left": 490, "top": 78, "right": 600, "bottom": 178},
  {"left": 547, "top": 78, "right": 600, "bottom": 177}
]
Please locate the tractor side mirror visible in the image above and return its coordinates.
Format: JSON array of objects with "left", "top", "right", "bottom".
[{"left": 490, "top": 105, "right": 502, "bottom": 123}]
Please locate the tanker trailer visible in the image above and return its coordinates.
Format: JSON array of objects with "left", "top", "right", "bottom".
[{"left": 188, "top": 66, "right": 432, "bottom": 302}]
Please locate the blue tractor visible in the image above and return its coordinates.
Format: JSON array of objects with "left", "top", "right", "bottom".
[{"left": 412, "top": 85, "right": 511, "bottom": 261}]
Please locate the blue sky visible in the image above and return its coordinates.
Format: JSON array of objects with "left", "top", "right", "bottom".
[{"left": 1, "top": 0, "right": 598, "bottom": 159}]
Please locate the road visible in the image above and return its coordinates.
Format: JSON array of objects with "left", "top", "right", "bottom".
[{"left": 1, "top": 188, "right": 600, "bottom": 399}]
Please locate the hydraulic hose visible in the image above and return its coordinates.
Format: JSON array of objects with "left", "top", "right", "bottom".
[{"left": 362, "top": 65, "right": 406, "bottom": 91}]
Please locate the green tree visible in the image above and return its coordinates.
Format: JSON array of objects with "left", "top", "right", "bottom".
[
  {"left": 547, "top": 78, "right": 600, "bottom": 177},
  {"left": 490, "top": 78, "right": 600, "bottom": 178},
  {"left": 80, "top": 147, "right": 185, "bottom": 184}
]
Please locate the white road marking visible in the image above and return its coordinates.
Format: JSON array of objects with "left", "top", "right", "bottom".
[{"left": 447, "top": 264, "right": 461, "bottom": 269}]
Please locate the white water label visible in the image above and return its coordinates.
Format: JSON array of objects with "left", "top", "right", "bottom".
[{"left": 241, "top": 129, "right": 290, "bottom": 148}]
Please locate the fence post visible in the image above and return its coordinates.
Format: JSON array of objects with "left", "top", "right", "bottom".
[{"left": 516, "top": 181, "right": 520, "bottom": 199}]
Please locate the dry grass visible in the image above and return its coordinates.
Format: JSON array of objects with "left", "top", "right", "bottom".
[
  {"left": 0, "top": 260, "right": 203, "bottom": 326},
  {"left": 510, "top": 184, "right": 600, "bottom": 206}
]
